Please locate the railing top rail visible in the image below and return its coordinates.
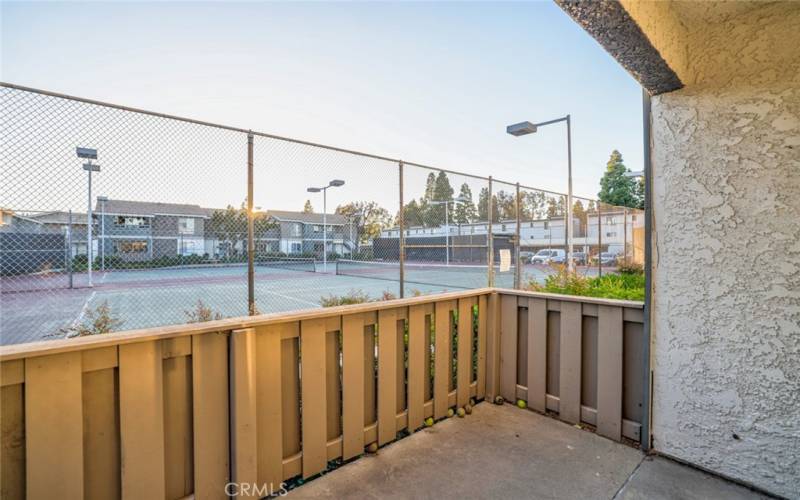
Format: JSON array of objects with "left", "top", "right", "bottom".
[
  {"left": 0, "top": 287, "right": 494, "bottom": 362},
  {"left": 2, "top": 81, "right": 579, "bottom": 200},
  {"left": 0, "top": 287, "right": 644, "bottom": 362}
]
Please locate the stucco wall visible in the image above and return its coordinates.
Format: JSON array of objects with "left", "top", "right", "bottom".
[{"left": 647, "top": 3, "right": 800, "bottom": 497}]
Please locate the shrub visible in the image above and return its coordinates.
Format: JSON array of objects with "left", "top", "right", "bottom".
[
  {"left": 60, "top": 301, "right": 122, "bottom": 338},
  {"left": 527, "top": 265, "right": 644, "bottom": 301},
  {"left": 185, "top": 299, "right": 223, "bottom": 323},
  {"left": 320, "top": 289, "right": 371, "bottom": 307}
]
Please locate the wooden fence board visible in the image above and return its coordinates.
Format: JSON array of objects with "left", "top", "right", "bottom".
[
  {"left": 257, "top": 324, "right": 286, "bottom": 490},
  {"left": 25, "top": 352, "right": 83, "bottom": 499},
  {"left": 192, "top": 332, "right": 230, "bottom": 500},
  {"left": 559, "top": 301, "right": 582, "bottom": 424},
  {"left": 457, "top": 298, "right": 474, "bottom": 408},
  {"left": 407, "top": 305, "right": 426, "bottom": 431},
  {"left": 1, "top": 382, "right": 25, "bottom": 499},
  {"left": 527, "top": 298, "right": 548, "bottom": 413},
  {"left": 163, "top": 353, "right": 193, "bottom": 499},
  {"left": 343, "top": 314, "right": 366, "bottom": 459},
  {"left": 230, "top": 328, "right": 258, "bottom": 494},
  {"left": 82, "top": 367, "right": 120, "bottom": 500},
  {"left": 434, "top": 301, "right": 453, "bottom": 419},
  {"left": 378, "top": 309, "right": 398, "bottom": 445},
  {"left": 597, "top": 305, "right": 624, "bottom": 441},
  {"left": 300, "top": 318, "right": 327, "bottom": 478},
  {"left": 281, "top": 336, "right": 301, "bottom": 471},
  {"left": 119, "top": 341, "right": 166, "bottom": 499},
  {"left": 500, "top": 294, "right": 518, "bottom": 403},
  {"left": 325, "top": 319, "right": 342, "bottom": 442},
  {"left": 477, "top": 295, "right": 487, "bottom": 399}
]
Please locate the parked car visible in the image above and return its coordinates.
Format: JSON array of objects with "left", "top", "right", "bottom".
[
  {"left": 591, "top": 252, "right": 620, "bottom": 266},
  {"left": 570, "top": 251, "right": 588, "bottom": 266},
  {"left": 519, "top": 251, "right": 536, "bottom": 264},
  {"left": 531, "top": 249, "right": 565, "bottom": 265}
]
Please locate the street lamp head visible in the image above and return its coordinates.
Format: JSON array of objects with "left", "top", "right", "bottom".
[
  {"left": 329, "top": 179, "right": 345, "bottom": 187},
  {"left": 307, "top": 187, "right": 322, "bottom": 193},
  {"left": 76, "top": 147, "right": 98, "bottom": 160},
  {"left": 506, "top": 121, "right": 537, "bottom": 137},
  {"left": 97, "top": 196, "right": 108, "bottom": 202}
]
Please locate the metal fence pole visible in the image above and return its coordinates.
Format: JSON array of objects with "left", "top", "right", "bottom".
[
  {"left": 514, "top": 182, "right": 521, "bottom": 289},
  {"left": 68, "top": 210, "right": 73, "bottom": 289},
  {"left": 598, "top": 203, "right": 603, "bottom": 277},
  {"left": 398, "top": 160, "right": 405, "bottom": 298},
  {"left": 624, "top": 207, "right": 628, "bottom": 263},
  {"left": 487, "top": 176, "right": 494, "bottom": 287},
  {"left": 247, "top": 131, "right": 255, "bottom": 315}
]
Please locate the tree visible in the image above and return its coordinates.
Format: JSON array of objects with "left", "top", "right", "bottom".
[
  {"left": 208, "top": 204, "right": 247, "bottom": 258},
  {"left": 477, "top": 187, "right": 499, "bottom": 222},
  {"left": 401, "top": 199, "right": 425, "bottom": 227},
  {"left": 336, "top": 201, "right": 392, "bottom": 249},
  {"left": 598, "top": 150, "right": 642, "bottom": 209},
  {"left": 426, "top": 171, "right": 454, "bottom": 226},
  {"left": 453, "top": 183, "right": 477, "bottom": 224},
  {"left": 303, "top": 200, "right": 314, "bottom": 213}
]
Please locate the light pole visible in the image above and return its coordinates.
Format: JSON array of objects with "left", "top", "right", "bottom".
[
  {"left": 507, "top": 116, "right": 574, "bottom": 271},
  {"left": 429, "top": 196, "right": 469, "bottom": 266},
  {"left": 307, "top": 179, "right": 345, "bottom": 272},
  {"left": 77, "top": 147, "right": 100, "bottom": 286},
  {"left": 97, "top": 195, "right": 108, "bottom": 271}
]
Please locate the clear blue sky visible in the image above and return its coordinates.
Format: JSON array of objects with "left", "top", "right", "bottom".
[{"left": 2, "top": 1, "right": 642, "bottom": 209}]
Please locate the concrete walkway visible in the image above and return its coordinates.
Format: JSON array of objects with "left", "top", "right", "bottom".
[{"left": 288, "top": 403, "right": 768, "bottom": 499}]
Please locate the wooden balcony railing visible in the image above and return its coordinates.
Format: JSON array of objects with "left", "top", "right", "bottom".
[{"left": 0, "top": 287, "right": 644, "bottom": 499}]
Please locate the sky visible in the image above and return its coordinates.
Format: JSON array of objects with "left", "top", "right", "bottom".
[{"left": 1, "top": 1, "right": 643, "bottom": 212}]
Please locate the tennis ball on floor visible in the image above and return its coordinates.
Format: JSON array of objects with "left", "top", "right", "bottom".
[
  {"left": 465, "top": 404, "right": 473, "bottom": 415},
  {"left": 494, "top": 396, "right": 505, "bottom": 405},
  {"left": 517, "top": 399, "right": 527, "bottom": 409},
  {"left": 457, "top": 407, "right": 466, "bottom": 418},
  {"left": 366, "top": 442, "right": 378, "bottom": 453},
  {"left": 424, "top": 417, "right": 434, "bottom": 427},
  {"left": 447, "top": 408, "right": 455, "bottom": 418}
]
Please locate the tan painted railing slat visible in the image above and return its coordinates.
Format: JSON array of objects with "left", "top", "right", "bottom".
[
  {"left": 526, "top": 298, "right": 548, "bottom": 413},
  {"left": 257, "top": 324, "right": 287, "bottom": 489},
  {"left": 434, "top": 301, "right": 454, "bottom": 419},
  {"left": 325, "top": 318, "right": 343, "bottom": 443},
  {"left": 597, "top": 305, "right": 624, "bottom": 441},
  {"left": 407, "top": 304, "right": 426, "bottom": 431},
  {"left": 378, "top": 308, "right": 399, "bottom": 445},
  {"left": 119, "top": 341, "right": 166, "bottom": 499},
  {"left": 192, "top": 332, "right": 230, "bottom": 499},
  {"left": 82, "top": 365, "right": 121, "bottom": 500},
  {"left": 343, "top": 314, "right": 366, "bottom": 459},
  {"left": 499, "top": 294, "right": 518, "bottom": 403},
  {"left": 25, "top": 352, "right": 84, "bottom": 499},
  {"left": 558, "top": 301, "right": 582, "bottom": 424},
  {"left": 457, "top": 297, "right": 475, "bottom": 408},
  {"left": 281, "top": 335, "right": 301, "bottom": 478},
  {"left": 300, "top": 318, "right": 328, "bottom": 478},
  {"left": 476, "top": 295, "right": 488, "bottom": 400},
  {"left": 231, "top": 328, "right": 258, "bottom": 497},
  {"left": 163, "top": 351, "right": 193, "bottom": 498}
]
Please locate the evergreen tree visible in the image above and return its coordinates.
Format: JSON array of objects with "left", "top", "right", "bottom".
[
  {"left": 598, "top": 150, "right": 642, "bottom": 208},
  {"left": 453, "top": 183, "right": 477, "bottom": 224},
  {"left": 477, "top": 187, "right": 499, "bottom": 222},
  {"left": 427, "top": 171, "right": 454, "bottom": 226},
  {"left": 303, "top": 199, "right": 314, "bottom": 213}
]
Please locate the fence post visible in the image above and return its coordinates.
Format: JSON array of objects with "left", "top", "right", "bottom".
[
  {"left": 515, "top": 182, "right": 521, "bottom": 289},
  {"left": 398, "top": 160, "right": 405, "bottom": 298},
  {"left": 487, "top": 176, "right": 494, "bottom": 287},
  {"left": 67, "top": 209, "right": 73, "bottom": 289},
  {"left": 598, "top": 202, "right": 603, "bottom": 277},
  {"left": 247, "top": 132, "right": 255, "bottom": 315}
]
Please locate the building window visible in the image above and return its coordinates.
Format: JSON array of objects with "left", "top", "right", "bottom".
[
  {"left": 470, "top": 226, "right": 475, "bottom": 234},
  {"left": 529, "top": 222, "right": 534, "bottom": 228},
  {"left": 606, "top": 217, "right": 615, "bottom": 225},
  {"left": 606, "top": 232, "right": 617, "bottom": 238},
  {"left": 501, "top": 224, "right": 507, "bottom": 231},
  {"left": 114, "top": 216, "right": 150, "bottom": 228},
  {"left": 313, "top": 225, "right": 322, "bottom": 233},
  {"left": 291, "top": 223, "right": 302, "bottom": 237},
  {"left": 178, "top": 217, "right": 195, "bottom": 234},
  {"left": 543, "top": 221, "right": 549, "bottom": 229},
  {"left": 115, "top": 240, "right": 148, "bottom": 254},
  {"left": 290, "top": 242, "right": 301, "bottom": 253}
]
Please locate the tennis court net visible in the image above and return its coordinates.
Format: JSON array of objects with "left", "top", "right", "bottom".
[
  {"left": 335, "top": 259, "right": 514, "bottom": 290},
  {"left": 255, "top": 256, "right": 316, "bottom": 273}
]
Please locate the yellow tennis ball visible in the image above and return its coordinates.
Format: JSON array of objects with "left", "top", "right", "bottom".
[
  {"left": 517, "top": 399, "right": 527, "bottom": 409},
  {"left": 424, "top": 417, "right": 434, "bottom": 427}
]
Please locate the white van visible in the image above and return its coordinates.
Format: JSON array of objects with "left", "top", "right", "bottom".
[{"left": 531, "top": 249, "right": 565, "bottom": 265}]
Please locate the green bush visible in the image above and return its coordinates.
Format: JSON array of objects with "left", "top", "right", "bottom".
[{"left": 527, "top": 265, "right": 644, "bottom": 301}]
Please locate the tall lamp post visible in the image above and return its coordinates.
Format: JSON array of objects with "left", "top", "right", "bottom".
[
  {"left": 429, "top": 196, "right": 469, "bottom": 266},
  {"left": 77, "top": 147, "right": 100, "bottom": 286},
  {"left": 97, "top": 195, "right": 108, "bottom": 271},
  {"left": 507, "top": 116, "right": 574, "bottom": 271},
  {"left": 307, "top": 179, "right": 345, "bottom": 272}
]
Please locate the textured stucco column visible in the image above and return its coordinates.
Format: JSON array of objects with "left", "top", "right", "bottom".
[{"left": 646, "top": 4, "right": 800, "bottom": 497}]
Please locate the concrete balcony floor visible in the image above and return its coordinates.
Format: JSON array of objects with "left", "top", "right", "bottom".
[{"left": 288, "top": 403, "right": 767, "bottom": 499}]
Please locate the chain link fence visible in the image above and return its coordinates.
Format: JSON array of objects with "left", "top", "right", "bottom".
[{"left": 1, "top": 83, "right": 644, "bottom": 345}]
